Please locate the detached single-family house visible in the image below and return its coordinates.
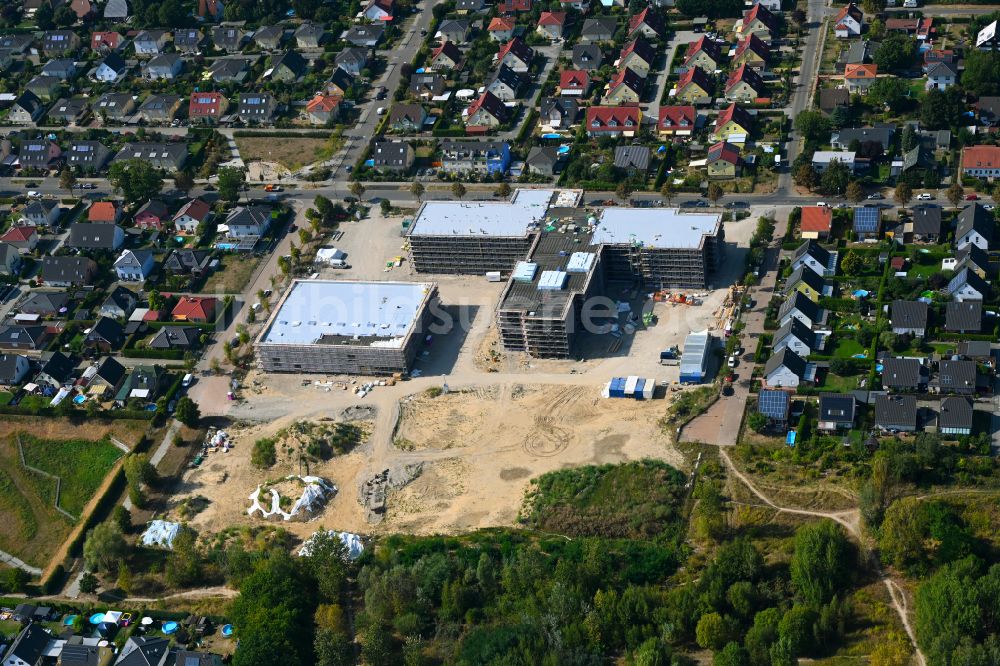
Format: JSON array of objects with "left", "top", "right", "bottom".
[
  {"left": 268, "top": 50, "right": 308, "bottom": 82},
  {"left": 524, "top": 146, "right": 561, "bottom": 176},
  {"left": 586, "top": 106, "right": 641, "bottom": 137},
  {"left": 628, "top": 8, "right": 665, "bottom": 39},
  {"left": 138, "top": 94, "right": 183, "bottom": 123},
  {"left": 150, "top": 326, "right": 202, "bottom": 351},
  {"left": 960, "top": 145, "right": 1000, "bottom": 181},
  {"left": 20, "top": 201, "right": 60, "bottom": 228},
  {"left": 882, "top": 357, "right": 927, "bottom": 391},
  {"left": 950, "top": 245, "right": 991, "bottom": 279},
  {"left": 945, "top": 300, "right": 982, "bottom": 333},
  {"left": 955, "top": 203, "right": 994, "bottom": 250},
  {"left": 711, "top": 103, "right": 752, "bottom": 142},
  {"left": 36, "top": 351, "right": 75, "bottom": 387},
  {"left": 683, "top": 35, "right": 723, "bottom": 72},
  {"left": 706, "top": 140, "right": 742, "bottom": 179},
  {"left": 363, "top": 0, "right": 394, "bottom": 21},
  {"left": 725, "top": 64, "right": 766, "bottom": 102},
  {"left": 602, "top": 67, "right": 643, "bottom": 105},
  {"left": 174, "top": 28, "right": 206, "bottom": 53},
  {"left": 496, "top": 38, "right": 533, "bottom": 72},
  {"left": 791, "top": 240, "right": 837, "bottom": 277},
  {"left": 224, "top": 206, "right": 272, "bottom": 244},
  {"left": 834, "top": 3, "right": 863, "bottom": 38},
  {"left": 1, "top": 623, "right": 49, "bottom": 665},
  {"left": 95, "top": 52, "right": 129, "bottom": 82},
  {"left": 466, "top": 91, "right": 510, "bottom": 127},
  {"left": 343, "top": 25, "right": 384, "bottom": 48},
  {"left": 254, "top": 26, "right": 286, "bottom": 50},
  {"left": 295, "top": 23, "right": 326, "bottom": 48},
  {"left": 437, "top": 19, "right": 470, "bottom": 43},
  {"left": 487, "top": 16, "right": 516, "bottom": 41},
  {"left": 875, "top": 394, "right": 918, "bottom": 432},
  {"left": 939, "top": 396, "right": 973, "bottom": 436},
  {"left": 559, "top": 69, "right": 590, "bottom": 96},
  {"left": 325, "top": 69, "right": 355, "bottom": 97},
  {"left": 925, "top": 61, "right": 957, "bottom": 91},
  {"left": 658, "top": 105, "right": 697, "bottom": 137},
  {"left": 934, "top": 359, "right": 977, "bottom": 396},
  {"left": 778, "top": 291, "right": 824, "bottom": 329},
  {"left": 614, "top": 145, "right": 650, "bottom": 174},
  {"left": 812, "top": 151, "right": 857, "bottom": 173},
  {"left": 409, "top": 72, "right": 446, "bottom": 98},
  {"left": 619, "top": 37, "right": 655, "bottom": 77},
  {"left": 0, "top": 243, "right": 23, "bottom": 276},
  {"left": 0, "top": 353, "right": 31, "bottom": 386},
  {"left": 94, "top": 92, "right": 135, "bottom": 121},
  {"left": 171, "top": 296, "right": 217, "bottom": 323},
  {"left": 947, "top": 268, "right": 990, "bottom": 302},
  {"left": 772, "top": 317, "right": 817, "bottom": 357},
  {"left": 784, "top": 265, "right": 826, "bottom": 302},
  {"left": 430, "top": 41, "right": 463, "bottom": 70},
  {"left": 20, "top": 291, "right": 69, "bottom": 317},
  {"left": 537, "top": 11, "right": 568, "bottom": 40},
  {"left": 40, "top": 256, "right": 98, "bottom": 287},
  {"left": 208, "top": 57, "right": 253, "bottom": 83},
  {"left": 42, "top": 58, "right": 78, "bottom": 80},
  {"left": 581, "top": 17, "right": 616, "bottom": 42},
  {"left": 134, "top": 199, "right": 169, "bottom": 230},
  {"left": 818, "top": 393, "right": 856, "bottom": 431},
  {"left": 844, "top": 63, "right": 878, "bottom": 94},
  {"left": 88, "top": 201, "right": 121, "bottom": 224},
  {"left": 800, "top": 205, "right": 833, "bottom": 240},
  {"left": 737, "top": 3, "right": 778, "bottom": 39},
  {"left": 387, "top": 104, "right": 428, "bottom": 132},
  {"left": 213, "top": 26, "right": 247, "bottom": 51},
  {"left": 539, "top": 97, "right": 579, "bottom": 130},
  {"left": 91, "top": 31, "right": 122, "bottom": 51},
  {"left": 335, "top": 47, "right": 370, "bottom": 76},
  {"left": 371, "top": 140, "right": 415, "bottom": 172},
  {"left": 8, "top": 92, "right": 45, "bottom": 125},
  {"left": 305, "top": 95, "right": 342, "bottom": 125},
  {"left": 165, "top": 248, "right": 212, "bottom": 275},
  {"left": 99, "top": 285, "right": 138, "bottom": 319},
  {"left": 114, "top": 249, "right": 155, "bottom": 282},
  {"left": 488, "top": 65, "right": 526, "bottom": 101},
  {"left": 66, "top": 140, "right": 111, "bottom": 172},
  {"left": 830, "top": 126, "right": 894, "bottom": 152},
  {"left": 26, "top": 75, "right": 63, "bottom": 101},
  {"left": 189, "top": 92, "right": 229, "bottom": 123},
  {"left": 910, "top": 205, "right": 941, "bottom": 242},
  {"left": 733, "top": 33, "right": 769, "bottom": 71},
  {"left": 0, "top": 226, "right": 39, "bottom": 253},
  {"left": 238, "top": 93, "right": 279, "bottom": 124},
  {"left": 91, "top": 356, "right": 127, "bottom": 393},
  {"left": 890, "top": 300, "right": 928, "bottom": 337},
  {"left": 757, "top": 388, "right": 791, "bottom": 427},
  {"left": 764, "top": 348, "right": 808, "bottom": 389},
  {"left": 68, "top": 223, "right": 125, "bottom": 251},
  {"left": 852, "top": 205, "right": 882, "bottom": 240},
  {"left": 133, "top": 30, "right": 169, "bottom": 56},
  {"left": 674, "top": 66, "right": 712, "bottom": 102},
  {"left": 42, "top": 30, "right": 80, "bottom": 56}
]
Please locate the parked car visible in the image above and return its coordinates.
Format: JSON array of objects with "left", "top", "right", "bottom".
[
  {"left": 867, "top": 193, "right": 883, "bottom": 200},
  {"left": 916, "top": 193, "right": 934, "bottom": 200},
  {"left": 965, "top": 194, "right": 979, "bottom": 201}
]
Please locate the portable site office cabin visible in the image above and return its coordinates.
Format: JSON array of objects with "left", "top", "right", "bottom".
[
  {"left": 679, "top": 331, "right": 713, "bottom": 384},
  {"left": 604, "top": 376, "right": 654, "bottom": 399}
]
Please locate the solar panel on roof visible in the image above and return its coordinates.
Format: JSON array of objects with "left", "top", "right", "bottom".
[
  {"left": 853, "top": 206, "right": 879, "bottom": 232},
  {"left": 758, "top": 390, "right": 789, "bottom": 418}
]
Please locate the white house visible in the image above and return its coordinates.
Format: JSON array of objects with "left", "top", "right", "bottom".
[
  {"left": 812, "top": 151, "right": 857, "bottom": 173},
  {"left": 772, "top": 318, "right": 817, "bottom": 358},
  {"left": 95, "top": 54, "right": 128, "bottom": 82},
  {"left": 925, "top": 61, "right": 957, "bottom": 90},
  {"left": 764, "top": 348, "right": 808, "bottom": 388},
  {"left": 834, "top": 3, "right": 864, "bottom": 38},
  {"left": 114, "top": 249, "right": 155, "bottom": 282},
  {"left": 790, "top": 240, "right": 837, "bottom": 277}
]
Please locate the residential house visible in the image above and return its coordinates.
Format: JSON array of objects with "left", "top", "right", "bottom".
[
  {"left": 852, "top": 205, "right": 881, "bottom": 240},
  {"left": 559, "top": 70, "right": 590, "bottom": 96},
  {"left": 524, "top": 146, "right": 561, "bottom": 176},
  {"left": 42, "top": 30, "right": 80, "bottom": 56},
  {"left": 939, "top": 396, "right": 973, "bottom": 436},
  {"left": 614, "top": 146, "right": 650, "bottom": 174},
  {"left": 830, "top": 126, "right": 893, "bottom": 152},
  {"left": 40, "top": 256, "right": 98, "bottom": 286},
  {"left": 66, "top": 141, "right": 111, "bottom": 172},
  {"left": 818, "top": 393, "right": 857, "bottom": 431},
  {"left": 134, "top": 199, "right": 169, "bottom": 230},
  {"left": 819, "top": 88, "right": 850, "bottom": 115},
  {"left": 371, "top": 140, "right": 415, "bottom": 172},
  {"left": 773, "top": 317, "right": 817, "bottom": 358},
  {"left": 409, "top": 72, "right": 446, "bottom": 98},
  {"left": 238, "top": 93, "right": 279, "bottom": 124},
  {"left": 133, "top": 30, "right": 169, "bottom": 56},
  {"left": 174, "top": 28, "right": 206, "bottom": 53},
  {"left": 99, "top": 286, "right": 137, "bottom": 319},
  {"left": 171, "top": 296, "right": 217, "bottom": 323},
  {"left": 628, "top": 7, "right": 665, "bottom": 39},
  {"left": 440, "top": 140, "right": 511, "bottom": 175},
  {"left": 923, "top": 48, "right": 956, "bottom": 72},
  {"left": 944, "top": 300, "right": 982, "bottom": 333},
  {"left": 934, "top": 359, "right": 977, "bottom": 395},
  {"left": 658, "top": 105, "right": 697, "bottom": 137},
  {"left": 961, "top": 145, "right": 1000, "bottom": 180},
  {"left": 19, "top": 291, "right": 68, "bottom": 317},
  {"left": 498, "top": 0, "right": 532, "bottom": 11},
  {"left": 737, "top": 3, "right": 778, "bottom": 39},
  {"left": 387, "top": 104, "right": 428, "bottom": 132},
  {"left": 711, "top": 103, "right": 752, "bottom": 142},
  {"left": 975, "top": 96, "right": 1000, "bottom": 126},
  {"left": 164, "top": 248, "right": 212, "bottom": 275},
  {"left": 91, "top": 356, "right": 127, "bottom": 393},
  {"left": 539, "top": 97, "right": 579, "bottom": 129},
  {"left": 213, "top": 26, "right": 246, "bottom": 51},
  {"left": 94, "top": 92, "right": 135, "bottom": 121},
  {"left": 955, "top": 203, "right": 994, "bottom": 250},
  {"left": 537, "top": 12, "right": 568, "bottom": 40},
  {"left": 363, "top": 0, "right": 394, "bottom": 21},
  {"left": 763, "top": 348, "right": 808, "bottom": 388},
  {"left": 430, "top": 41, "right": 463, "bottom": 70},
  {"left": 323, "top": 69, "right": 354, "bottom": 99},
  {"left": 189, "top": 92, "right": 229, "bottom": 124},
  {"left": 497, "top": 38, "right": 533, "bottom": 72},
  {"left": 602, "top": 67, "right": 643, "bottom": 105},
  {"left": 138, "top": 94, "right": 183, "bottom": 123},
  {"left": 886, "top": 17, "right": 933, "bottom": 40},
  {"left": 335, "top": 47, "right": 369, "bottom": 76},
  {"left": 224, "top": 206, "right": 273, "bottom": 245},
  {"left": 487, "top": 16, "right": 516, "bottom": 41},
  {"left": 2, "top": 624, "right": 49, "bottom": 666},
  {"left": 36, "top": 351, "right": 75, "bottom": 387},
  {"left": 833, "top": 3, "right": 863, "bottom": 38},
  {"left": 68, "top": 223, "right": 124, "bottom": 251},
  {"left": 253, "top": 26, "right": 286, "bottom": 50},
  {"left": 757, "top": 388, "right": 791, "bottom": 427},
  {"left": 844, "top": 63, "right": 878, "bottom": 94},
  {"left": 104, "top": 0, "right": 129, "bottom": 22},
  {"left": 791, "top": 240, "right": 837, "bottom": 277},
  {"left": 778, "top": 291, "right": 824, "bottom": 329},
  {"left": 580, "top": 17, "right": 616, "bottom": 42},
  {"left": 305, "top": 95, "right": 341, "bottom": 125},
  {"left": 487, "top": 65, "right": 526, "bottom": 101},
  {"left": 733, "top": 33, "right": 769, "bottom": 71},
  {"left": 909, "top": 205, "right": 941, "bottom": 242},
  {"left": 149, "top": 326, "right": 202, "bottom": 351},
  {"left": 674, "top": 66, "right": 712, "bottom": 102},
  {"left": 925, "top": 61, "right": 957, "bottom": 90},
  {"left": 456, "top": 0, "right": 488, "bottom": 12},
  {"left": 20, "top": 201, "right": 60, "bottom": 228},
  {"left": 0, "top": 226, "right": 38, "bottom": 253},
  {"left": 890, "top": 299, "right": 928, "bottom": 337},
  {"left": 0, "top": 325, "right": 50, "bottom": 351},
  {"left": 8, "top": 92, "right": 44, "bottom": 125},
  {"left": 725, "top": 64, "right": 766, "bottom": 102},
  {"left": 0, "top": 34, "right": 32, "bottom": 54},
  {"left": 466, "top": 91, "right": 510, "bottom": 127},
  {"left": 585, "top": 106, "right": 641, "bottom": 136},
  {"left": 812, "top": 151, "right": 857, "bottom": 173},
  {"left": 619, "top": 37, "right": 655, "bottom": 77},
  {"left": 947, "top": 268, "right": 990, "bottom": 302},
  {"left": 343, "top": 25, "right": 384, "bottom": 48},
  {"left": 268, "top": 50, "right": 308, "bottom": 82},
  {"left": 784, "top": 265, "right": 825, "bottom": 302},
  {"left": 683, "top": 35, "right": 723, "bottom": 71},
  {"left": 41, "top": 58, "right": 78, "bottom": 79},
  {"left": 706, "top": 140, "right": 742, "bottom": 179},
  {"left": 208, "top": 57, "right": 253, "bottom": 83},
  {"left": 143, "top": 53, "right": 183, "bottom": 80},
  {"left": 18, "top": 141, "right": 62, "bottom": 170},
  {"left": 115, "top": 637, "right": 170, "bottom": 666},
  {"left": 88, "top": 201, "right": 121, "bottom": 224},
  {"left": 875, "top": 394, "right": 918, "bottom": 432},
  {"left": 26, "top": 75, "right": 63, "bottom": 101},
  {"left": 572, "top": 44, "right": 602, "bottom": 70},
  {"left": 800, "top": 205, "right": 833, "bottom": 240},
  {"left": 295, "top": 23, "right": 326, "bottom": 48},
  {"left": 95, "top": 53, "right": 129, "bottom": 82},
  {"left": 437, "top": 19, "right": 470, "bottom": 43},
  {"left": 0, "top": 243, "right": 22, "bottom": 277},
  {"left": 882, "top": 357, "right": 926, "bottom": 392},
  {"left": 114, "top": 249, "right": 155, "bottom": 282}
]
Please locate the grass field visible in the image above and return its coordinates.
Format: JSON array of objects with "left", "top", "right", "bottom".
[
  {"left": 199, "top": 254, "right": 261, "bottom": 294},
  {"left": 234, "top": 135, "right": 343, "bottom": 171},
  {"left": 829, "top": 337, "right": 866, "bottom": 358},
  {"left": 0, "top": 418, "right": 145, "bottom": 568}
]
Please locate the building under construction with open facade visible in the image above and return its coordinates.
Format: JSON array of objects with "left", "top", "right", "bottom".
[{"left": 254, "top": 279, "right": 438, "bottom": 375}]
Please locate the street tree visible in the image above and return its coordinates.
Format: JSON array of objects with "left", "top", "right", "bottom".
[
  {"left": 794, "top": 164, "right": 819, "bottom": 191},
  {"left": 59, "top": 167, "right": 76, "bottom": 196},
  {"left": 660, "top": 180, "right": 675, "bottom": 206},
  {"left": 175, "top": 397, "right": 200, "bottom": 427},
  {"left": 349, "top": 181, "right": 365, "bottom": 199},
  {"left": 108, "top": 158, "right": 163, "bottom": 204},
  {"left": 173, "top": 170, "right": 195, "bottom": 194},
  {"left": 707, "top": 183, "right": 724, "bottom": 204},
  {"left": 410, "top": 180, "right": 425, "bottom": 201},
  {"left": 845, "top": 181, "right": 864, "bottom": 204},
  {"left": 946, "top": 183, "right": 964, "bottom": 208},
  {"left": 451, "top": 182, "right": 467, "bottom": 199},
  {"left": 217, "top": 166, "right": 245, "bottom": 203},
  {"left": 894, "top": 182, "right": 913, "bottom": 210},
  {"left": 820, "top": 159, "right": 850, "bottom": 195}
]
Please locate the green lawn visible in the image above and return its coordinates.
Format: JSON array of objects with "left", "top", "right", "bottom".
[
  {"left": 829, "top": 337, "right": 866, "bottom": 358},
  {"left": 0, "top": 392, "right": 11, "bottom": 406},
  {"left": 817, "top": 372, "right": 862, "bottom": 393},
  {"left": 19, "top": 435, "right": 123, "bottom": 516},
  {"left": 907, "top": 262, "right": 944, "bottom": 279}
]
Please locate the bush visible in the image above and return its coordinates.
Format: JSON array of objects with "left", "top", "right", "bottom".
[{"left": 252, "top": 437, "right": 277, "bottom": 468}]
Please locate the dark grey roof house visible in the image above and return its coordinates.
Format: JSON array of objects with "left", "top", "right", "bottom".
[
  {"left": 3, "top": 624, "right": 50, "bottom": 666},
  {"left": 68, "top": 222, "right": 125, "bottom": 250},
  {"left": 830, "top": 126, "right": 894, "bottom": 151},
  {"left": 174, "top": 28, "right": 206, "bottom": 53},
  {"left": 614, "top": 145, "right": 650, "bottom": 172},
  {"left": 524, "top": 145, "right": 561, "bottom": 176},
  {"left": 343, "top": 24, "right": 384, "bottom": 47},
  {"left": 910, "top": 205, "right": 941, "bottom": 241},
  {"left": 945, "top": 300, "right": 982, "bottom": 333},
  {"left": 572, "top": 43, "right": 602, "bottom": 70},
  {"left": 213, "top": 25, "right": 247, "bottom": 51},
  {"left": 881, "top": 357, "right": 926, "bottom": 390},
  {"left": 955, "top": 203, "right": 994, "bottom": 251},
  {"left": 371, "top": 140, "right": 414, "bottom": 172},
  {"left": 149, "top": 326, "right": 201, "bottom": 350},
  {"left": 254, "top": 26, "right": 286, "bottom": 50},
  {"left": 778, "top": 291, "right": 823, "bottom": 328},
  {"left": 114, "top": 636, "right": 171, "bottom": 666},
  {"left": 818, "top": 393, "right": 856, "bottom": 430},
  {"left": 37, "top": 351, "right": 76, "bottom": 386},
  {"left": 112, "top": 142, "right": 188, "bottom": 171},
  {"left": 41, "top": 256, "right": 98, "bottom": 286},
  {"left": 890, "top": 300, "right": 928, "bottom": 337},
  {"left": 66, "top": 141, "right": 112, "bottom": 171},
  {"left": 875, "top": 394, "right": 918, "bottom": 432},
  {"left": 934, "top": 359, "right": 976, "bottom": 395},
  {"left": 939, "top": 396, "right": 973, "bottom": 436}
]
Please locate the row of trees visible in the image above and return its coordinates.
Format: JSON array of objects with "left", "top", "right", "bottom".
[{"left": 104, "top": 159, "right": 247, "bottom": 206}]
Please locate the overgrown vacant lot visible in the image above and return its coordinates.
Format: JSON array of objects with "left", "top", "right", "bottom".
[
  {"left": 234, "top": 136, "right": 341, "bottom": 171},
  {"left": 0, "top": 418, "right": 144, "bottom": 567}
]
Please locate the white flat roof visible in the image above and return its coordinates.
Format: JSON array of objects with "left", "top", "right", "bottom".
[
  {"left": 408, "top": 189, "right": 555, "bottom": 237},
  {"left": 260, "top": 280, "right": 433, "bottom": 346},
  {"left": 591, "top": 208, "right": 721, "bottom": 249}
]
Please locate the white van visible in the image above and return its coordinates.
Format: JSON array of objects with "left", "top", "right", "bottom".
[{"left": 182, "top": 373, "right": 194, "bottom": 388}]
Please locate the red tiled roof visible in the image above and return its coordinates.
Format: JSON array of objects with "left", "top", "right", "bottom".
[
  {"left": 189, "top": 91, "right": 227, "bottom": 116},
  {"left": 91, "top": 31, "right": 120, "bottom": 50},
  {"left": 586, "top": 106, "right": 640, "bottom": 131},
  {"left": 171, "top": 296, "right": 217, "bottom": 321},
  {"left": 962, "top": 145, "right": 1000, "bottom": 170},
  {"left": 538, "top": 11, "right": 567, "bottom": 25},
  {"left": 725, "top": 63, "right": 765, "bottom": 92},
  {"left": 88, "top": 201, "right": 118, "bottom": 222},
  {"left": 560, "top": 69, "right": 589, "bottom": 89},
  {"left": 834, "top": 3, "right": 862, "bottom": 23},
  {"left": 845, "top": 63, "right": 877, "bottom": 79},
  {"left": 677, "top": 66, "right": 712, "bottom": 93},
  {"left": 488, "top": 17, "right": 515, "bottom": 31},
  {"left": 0, "top": 226, "right": 37, "bottom": 242},
  {"left": 306, "top": 94, "right": 342, "bottom": 113},
  {"left": 800, "top": 206, "right": 833, "bottom": 232},
  {"left": 658, "top": 105, "right": 695, "bottom": 129},
  {"left": 498, "top": 0, "right": 531, "bottom": 11},
  {"left": 174, "top": 198, "right": 211, "bottom": 223},
  {"left": 714, "top": 103, "right": 753, "bottom": 132},
  {"left": 707, "top": 141, "right": 741, "bottom": 165}
]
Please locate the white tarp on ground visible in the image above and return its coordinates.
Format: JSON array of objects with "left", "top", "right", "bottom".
[
  {"left": 140, "top": 520, "right": 181, "bottom": 549},
  {"left": 315, "top": 248, "right": 346, "bottom": 263},
  {"left": 247, "top": 476, "right": 337, "bottom": 521},
  {"left": 298, "top": 530, "right": 365, "bottom": 560}
]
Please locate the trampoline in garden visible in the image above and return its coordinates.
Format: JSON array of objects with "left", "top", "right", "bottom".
[
  {"left": 89, "top": 613, "right": 105, "bottom": 625},
  {"left": 221, "top": 624, "right": 234, "bottom": 637},
  {"left": 163, "top": 621, "right": 179, "bottom": 635}
]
